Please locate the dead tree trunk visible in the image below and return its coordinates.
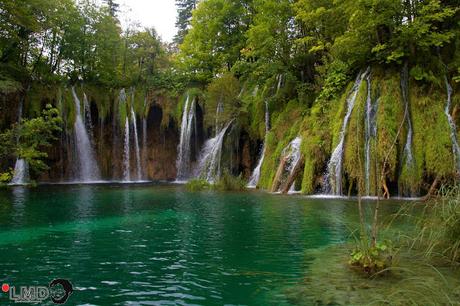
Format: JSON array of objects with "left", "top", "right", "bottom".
[
  {"left": 271, "top": 156, "right": 288, "bottom": 192},
  {"left": 282, "top": 156, "right": 305, "bottom": 194}
]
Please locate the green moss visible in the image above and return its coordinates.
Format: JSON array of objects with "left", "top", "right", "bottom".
[
  {"left": 343, "top": 77, "right": 367, "bottom": 192},
  {"left": 374, "top": 71, "right": 405, "bottom": 188},
  {"left": 258, "top": 100, "right": 304, "bottom": 190}
]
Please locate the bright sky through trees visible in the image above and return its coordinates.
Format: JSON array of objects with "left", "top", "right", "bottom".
[{"left": 116, "top": 0, "right": 178, "bottom": 42}]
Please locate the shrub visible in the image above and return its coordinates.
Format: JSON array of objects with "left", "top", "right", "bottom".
[
  {"left": 185, "top": 179, "right": 211, "bottom": 191},
  {"left": 214, "top": 172, "right": 247, "bottom": 191},
  {"left": 349, "top": 240, "right": 395, "bottom": 275}
]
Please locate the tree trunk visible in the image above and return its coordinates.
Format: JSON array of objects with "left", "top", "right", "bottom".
[
  {"left": 422, "top": 176, "right": 440, "bottom": 201},
  {"left": 271, "top": 156, "right": 288, "bottom": 192},
  {"left": 281, "top": 156, "right": 305, "bottom": 194}
]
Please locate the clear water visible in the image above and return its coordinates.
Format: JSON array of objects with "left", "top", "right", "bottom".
[{"left": 0, "top": 184, "right": 403, "bottom": 305}]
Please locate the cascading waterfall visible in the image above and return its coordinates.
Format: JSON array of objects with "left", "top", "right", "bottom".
[
  {"left": 443, "top": 75, "right": 460, "bottom": 171},
  {"left": 129, "top": 89, "right": 142, "bottom": 180},
  {"left": 364, "top": 73, "right": 379, "bottom": 195},
  {"left": 142, "top": 97, "right": 148, "bottom": 172},
  {"left": 276, "top": 74, "right": 284, "bottom": 94},
  {"left": 176, "top": 94, "right": 196, "bottom": 180},
  {"left": 248, "top": 101, "right": 271, "bottom": 188},
  {"left": 10, "top": 97, "right": 30, "bottom": 185},
  {"left": 130, "top": 105, "right": 142, "bottom": 180},
  {"left": 285, "top": 137, "right": 302, "bottom": 192},
  {"left": 401, "top": 64, "right": 414, "bottom": 168},
  {"left": 119, "top": 89, "right": 131, "bottom": 181},
  {"left": 215, "top": 100, "right": 224, "bottom": 135},
  {"left": 326, "top": 68, "right": 369, "bottom": 195},
  {"left": 123, "top": 115, "right": 130, "bottom": 181},
  {"left": 71, "top": 86, "right": 101, "bottom": 182},
  {"left": 10, "top": 159, "right": 29, "bottom": 185},
  {"left": 195, "top": 120, "right": 234, "bottom": 182}
]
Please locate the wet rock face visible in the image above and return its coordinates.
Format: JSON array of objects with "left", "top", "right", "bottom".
[{"left": 40, "top": 99, "right": 179, "bottom": 182}]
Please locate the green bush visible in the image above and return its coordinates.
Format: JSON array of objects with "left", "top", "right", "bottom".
[
  {"left": 185, "top": 179, "right": 211, "bottom": 191},
  {"left": 214, "top": 172, "right": 247, "bottom": 191},
  {"left": 349, "top": 240, "right": 395, "bottom": 275}
]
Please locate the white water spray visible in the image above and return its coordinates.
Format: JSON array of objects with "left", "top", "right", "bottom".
[
  {"left": 326, "top": 68, "right": 369, "bottom": 195},
  {"left": 195, "top": 120, "right": 233, "bottom": 182},
  {"left": 71, "top": 86, "right": 100, "bottom": 182}
]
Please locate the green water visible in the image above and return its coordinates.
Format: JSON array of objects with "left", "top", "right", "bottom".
[{"left": 0, "top": 184, "right": 404, "bottom": 305}]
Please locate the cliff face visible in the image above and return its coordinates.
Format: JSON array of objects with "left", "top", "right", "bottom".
[{"left": 13, "top": 85, "right": 181, "bottom": 182}]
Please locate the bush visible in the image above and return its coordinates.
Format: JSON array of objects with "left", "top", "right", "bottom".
[
  {"left": 214, "top": 172, "right": 247, "bottom": 191},
  {"left": 349, "top": 240, "right": 395, "bottom": 275},
  {"left": 185, "top": 179, "right": 211, "bottom": 191}
]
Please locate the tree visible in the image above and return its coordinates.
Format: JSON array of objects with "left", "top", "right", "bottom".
[
  {"left": 103, "top": 0, "right": 120, "bottom": 18},
  {"left": 174, "top": 0, "right": 197, "bottom": 45},
  {"left": 0, "top": 105, "right": 62, "bottom": 177}
]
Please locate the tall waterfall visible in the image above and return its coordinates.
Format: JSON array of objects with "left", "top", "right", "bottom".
[
  {"left": 285, "top": 137, "right": 302, "bottom": 192},
  {"left": 71, "top": 86, "right": 101, "bottom": 182},
  {"left": 10, "top": 97, "right": 30, "bottom": 185},
  {"left": 248, "top": 101, "right": 271, "bottom": 188},
  {"left": 119, "top": 89, "right": 132, "bottom": 182},
  {"left": 364, "top": 73, "right": 378, "bottom": 195},
  {"left": 443, "top": 76, "right": 460, "bottom": 171},
  {"left": 176, "top": 94, "right": 196, "bottom": 180},
  {"left": 10, "top": 159, "right": 29, "bottom": 185},
  {"left": 326, "top": 69, "right": 369, "bottom": 195},
  {"left": 195, "top": 120, "right": 233, "bottom": 182},
  {"left": 401, "top": 64, "right": 414, "bottom": 168},
  {"left": 130, "top": 105, "right": 142, "bottom": 180},
  {"left": 123, "top": 115, "right": 130, "bottom": 181}
]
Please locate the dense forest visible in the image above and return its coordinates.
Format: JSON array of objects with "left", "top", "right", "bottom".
[{"left": 0, "top": 0, "right": 459, "bottom": 198}]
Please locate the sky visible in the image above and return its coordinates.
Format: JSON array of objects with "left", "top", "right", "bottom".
[{"left": 116, "top": 0, "right": 178, "bottom": 43}]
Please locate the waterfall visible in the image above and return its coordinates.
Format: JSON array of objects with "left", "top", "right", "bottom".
[
  {"left": 215, "top": 100, "right": 224, "bottom": 135},
  {"left": 71, "top": 86, "right": 101, "bottom": 182},
  {"left": 444, "top": 76, "right": 460, "bottom": 171},
  {"left": 123, "top": 116, "right": 130, "bottom": 181},
  {"left": 176, "top": 94, "right": 196, "bottom": 180},
  {"left": 364, "top": 73, "right": 378, "bottom": 195},
  {"left": 195, "top": 120, "right": 233, "bottom": 183},
  {"left": 401, "top": 64, "right": 414, "bottom": 168},
  {"left": 276, "top": 74, "right": 284, "bottom": 94},
  {"left": 248, "top": 100, "right": 271, "bottom": 188},
  {"left": 130, "top": 105, "right": 142, "bottom": 180},
  {"left": 10, "top": 96, "right": 30, "bottom": 185},
  {"left": 285, "top": 137, "right": 302, "bottom": 192},
  {"left": 326, "top": 68, "right": 369, "bottom": 195},
  {"left": 10, "top": 159, "right": 29, "bottom": 185}
]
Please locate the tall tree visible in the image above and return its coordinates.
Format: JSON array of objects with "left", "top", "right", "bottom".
[
  {"left": 103, "top": 0, "right": 120, "bottom": 18},
  {"left": 174, "top": 0, "right": 197, "bottom": 45}
]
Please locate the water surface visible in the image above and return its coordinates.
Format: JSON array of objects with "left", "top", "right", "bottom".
[{"left": 0, "top": 184, "right": 404, "bottom": 305}]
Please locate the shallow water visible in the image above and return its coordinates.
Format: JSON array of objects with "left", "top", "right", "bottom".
[{"left": 0, "top": 184, "right": 407, "bottom": 305}]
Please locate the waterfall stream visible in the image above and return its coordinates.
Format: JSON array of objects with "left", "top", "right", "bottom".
[
  {"left": 401, "top": 64, "right": 414, "bottom": 168},
  {"left": 71, "top": 86, "right": 101, "bottom": 182},
  {"left": 285, "top": 137, "right": 302, "bottom": 192},
  {"left": 176, "top": 94, "right": 196, "bottom": 180},
  {"left": 195, "top": 120, "right": 233, "bottom": 182},
  {"left": 123, "top": 116, "right": 130, "bottom": 181},
  {"left": 326, "top": 68, "right": 369, "bottom": 195},
  {"left": 444, "top": 76, "right": 460, "bottom": 171},
  {"left": 10, "top": 97, "right": 30, "bottom": 185},
  {"left": 364, "top": 73, "right": 378, "bottom": 195},
  {"left": 10, "top": 159, "right": 29, "bottom": 185},
  {"left": 131, "top": 105, "right": 142, "bottom": 180},
  {"left": 248, "top": 101, "right": 271, "bottom": 188}
]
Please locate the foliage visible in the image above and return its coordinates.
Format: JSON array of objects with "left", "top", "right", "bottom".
[
  {"left": 185, "top": 179, "right": 211, "bottom": 191},
  {"left": 0, "top": 170, "right": 13, "bottom": 183},
  {"left": 0, "top": 105, "right": 62, "bottom": 176},
  {"left": 405, "top": 185, "right": 460, "bottom": 264},
  {"left": 349, "top": 240, "right": 395, "bottom": 275},
  {"left": 214, "top": 172, "right": 246, "bottom": 191}
]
